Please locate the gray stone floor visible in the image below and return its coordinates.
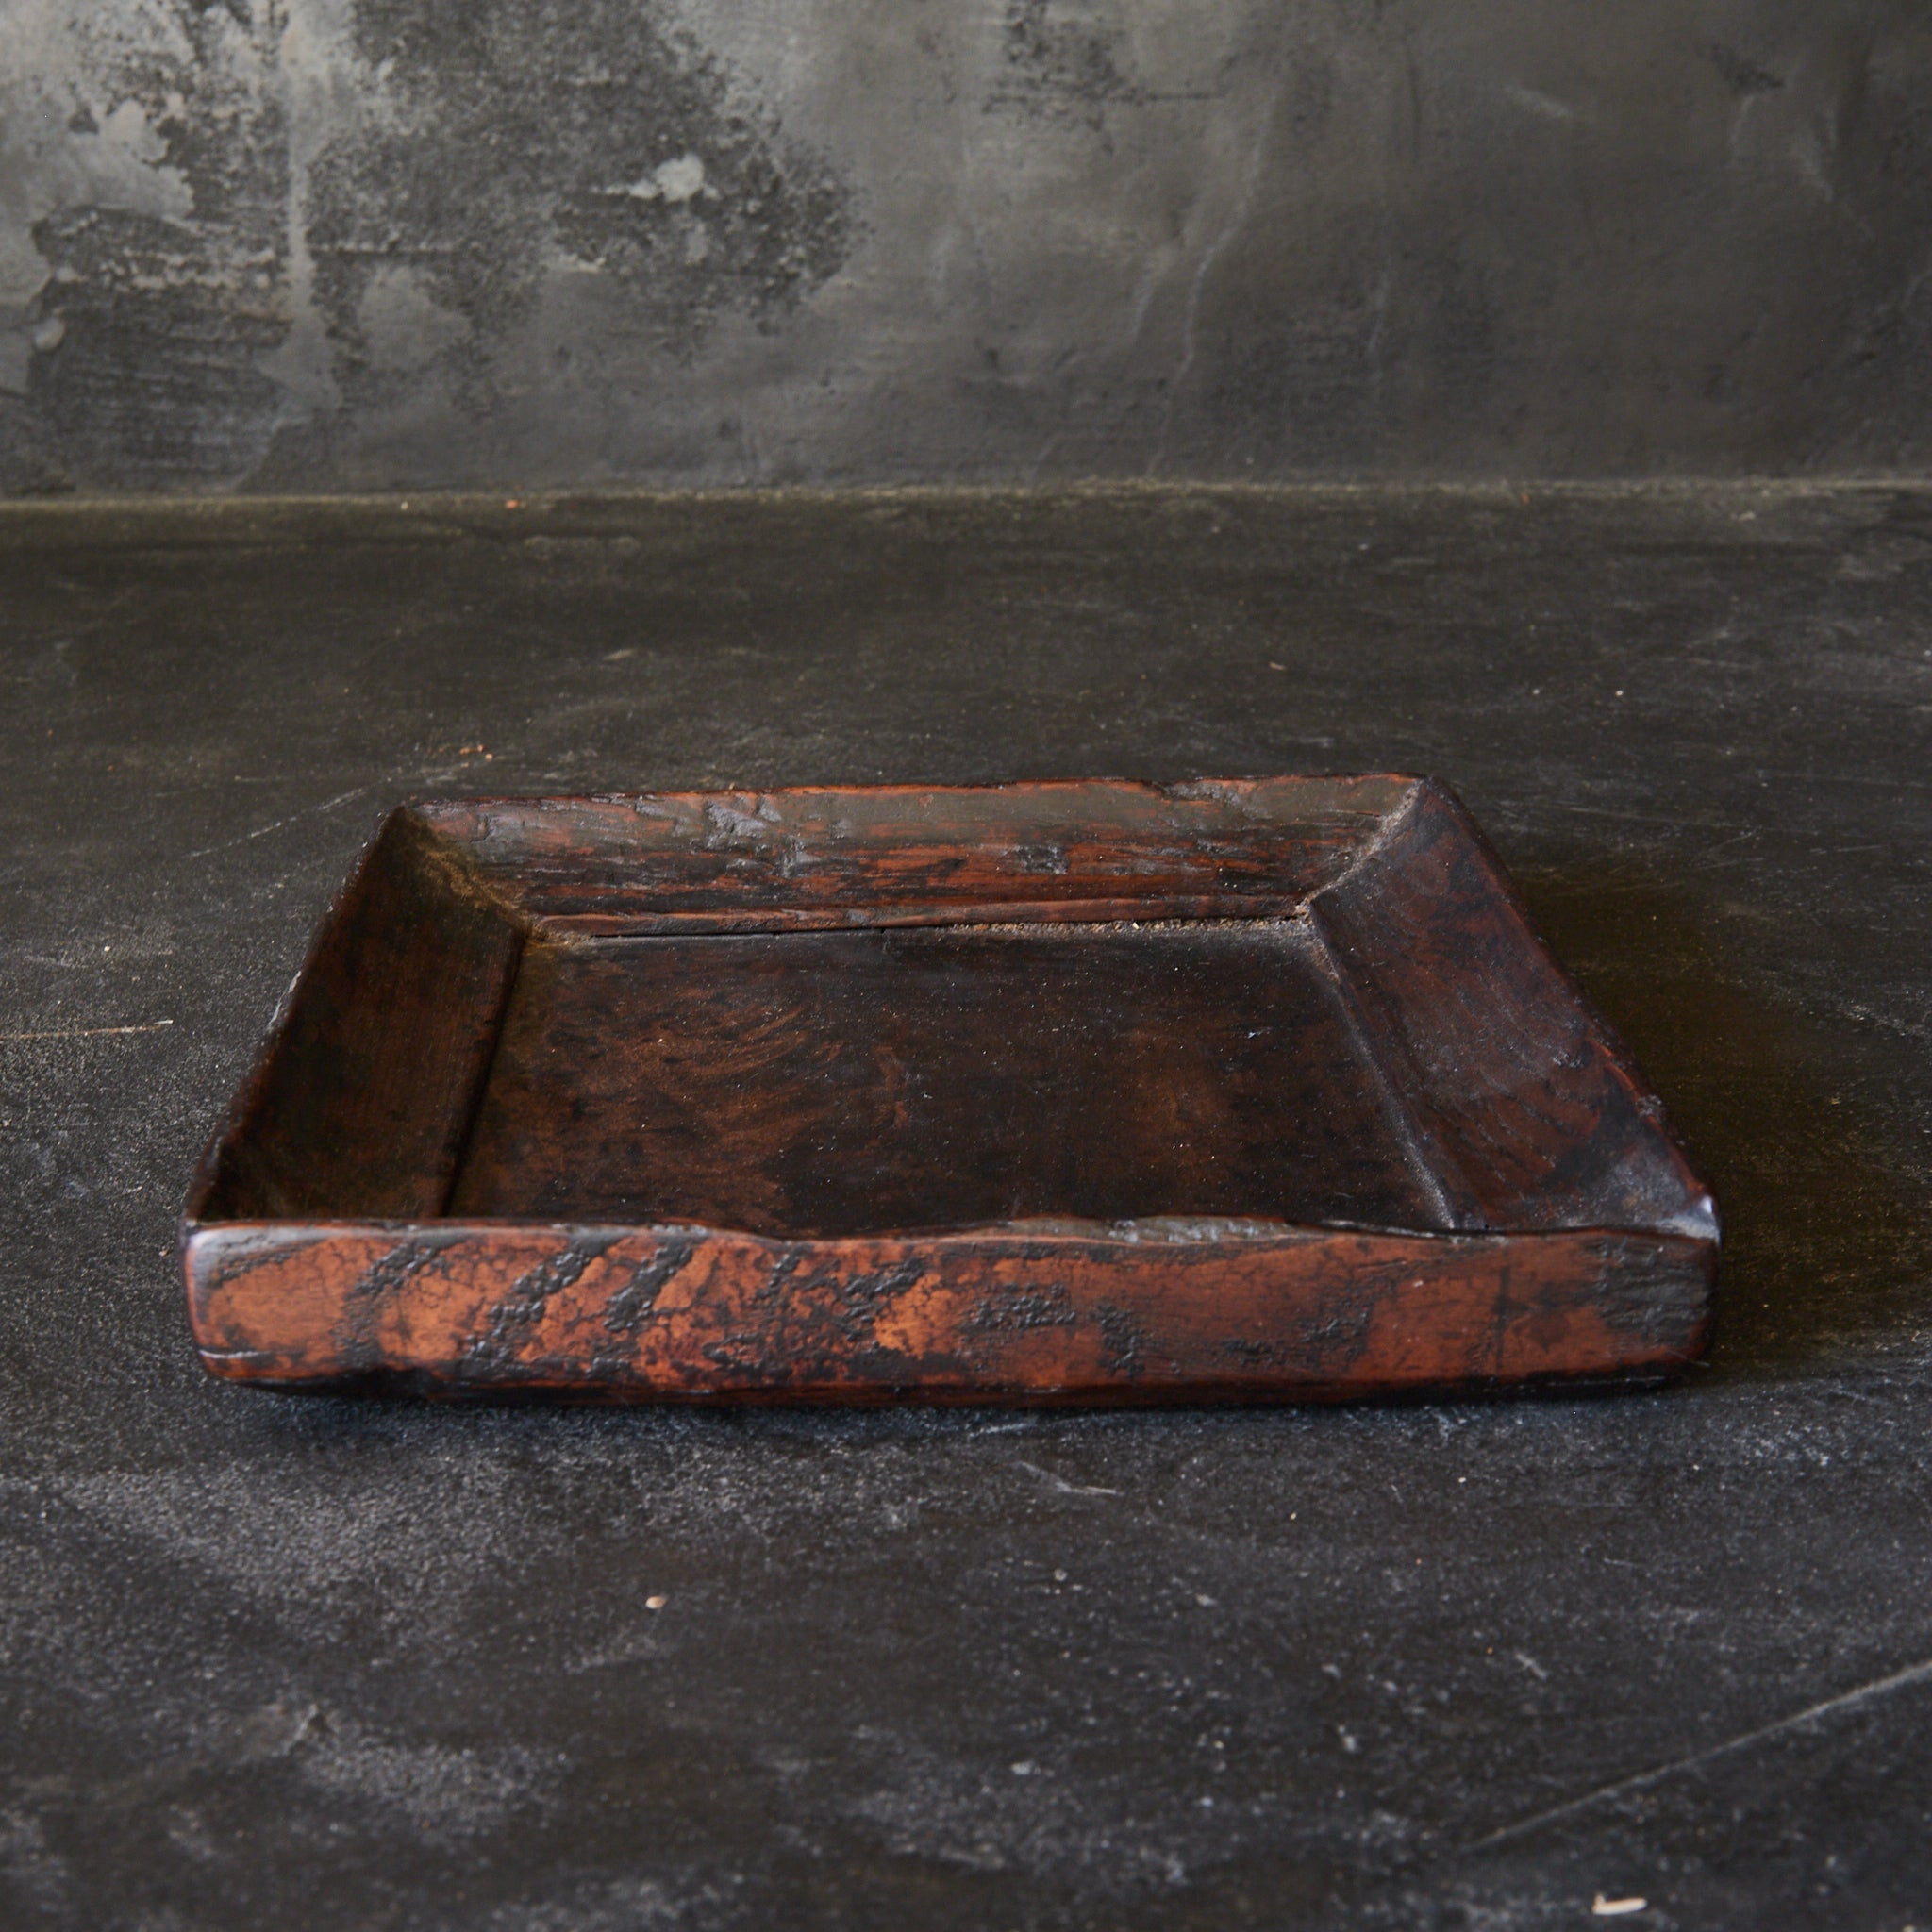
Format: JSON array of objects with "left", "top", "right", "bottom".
[{"left": 2, "top": 484, "right": 1928, "bottom": 1928}]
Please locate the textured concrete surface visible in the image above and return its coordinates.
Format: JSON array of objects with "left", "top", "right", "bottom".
[
  {"left": 2, "top": 483, "right": 1929, "bottom": 1926},
  {"left": 5, "top": 3, "right": 1932, "bottom": 493}
]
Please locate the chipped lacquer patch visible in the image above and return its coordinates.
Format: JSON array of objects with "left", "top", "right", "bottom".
[{"left": 180, "top": 777, "right": 1718, "bottom": 1402}]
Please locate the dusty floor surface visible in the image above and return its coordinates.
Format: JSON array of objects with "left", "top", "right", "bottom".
[{"left": 2, "top": 483, "right": 1929, "bottom": 1927}]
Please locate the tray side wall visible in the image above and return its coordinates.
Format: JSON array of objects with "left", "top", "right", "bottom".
[
  {"left": 182, "top": 1221, "right": 1715, "bottom": 1401},
  {"left": 1308, "top": 781, "right": 1717, "bottom": 1237},
  {"left": 416, "top": 777, "right": 1421, "bottom": 933},
  {"left": 192, "top": 811, "right": 525, "bottom": 1222}
]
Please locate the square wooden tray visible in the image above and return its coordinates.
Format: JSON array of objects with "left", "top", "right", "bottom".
[{"left": 181, "top": 777, "right": 1717, "bottom": 1402}]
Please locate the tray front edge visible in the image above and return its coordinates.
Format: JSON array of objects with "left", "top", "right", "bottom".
[{"left": 181, "top": 1218, "right": 1715, "bottom": 1403}]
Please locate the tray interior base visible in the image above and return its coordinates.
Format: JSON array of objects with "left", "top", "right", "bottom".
[{"left": 446, "top": 922, "right": 1453, "bottom": 1239}]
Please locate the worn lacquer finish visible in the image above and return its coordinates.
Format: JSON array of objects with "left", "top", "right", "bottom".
[
  {"left": 181, "top": 777, "right": 1718, "bottom": 1401},
  {"left": 187, "top": 1223, "right": 1713, "bottom": 1401}
]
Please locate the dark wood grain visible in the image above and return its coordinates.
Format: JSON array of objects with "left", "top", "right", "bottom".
[
  {"left": 447, "top": 923, "right": 1441, "bottom": 1237},
  {"left": 191, "top": 809, "right": 524, "bottom": 1222},
  {"left": 181, "top": 776, "right": 1718, "bottom": 1399},
  {"left": 1309, "top": 780, "right": 1715, "bottom": 1234},
  {"left": 185, "top": 1222, "right": 1714, "bottom": 1401},
  {"left": 416, "top": 776, "right": 1413, "bottom": 933}
]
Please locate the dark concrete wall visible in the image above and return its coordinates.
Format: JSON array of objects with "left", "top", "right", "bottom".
[{"left": 3, "top": 1, "right": 1931, "bottom": 493}]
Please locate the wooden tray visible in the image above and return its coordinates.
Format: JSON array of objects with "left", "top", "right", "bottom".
[{"left": 181, "top": 777, "right": 1717, "bottom": 1402}]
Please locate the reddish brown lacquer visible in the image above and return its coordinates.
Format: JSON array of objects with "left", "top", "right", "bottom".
[{"left": 181, "top": 778, "right": 1718, "bottom": 1402}]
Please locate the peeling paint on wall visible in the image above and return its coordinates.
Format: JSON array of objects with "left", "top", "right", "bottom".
[
  {"left": 2, "top": 0, "right": 1931, "bottom": 492},
  {"left": 0, "top": 0, "right": 855, "bottom": 491},
  {"left": 303, "top": 0, "right": 852, "bottom": 402},
  {"left": 1, "top": 1, "right": 290, "bottom": 490}
]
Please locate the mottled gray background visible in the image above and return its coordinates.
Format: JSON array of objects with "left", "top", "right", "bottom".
[{"left": 3, "top": 0, "right": 1931, "bottom": 494}]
